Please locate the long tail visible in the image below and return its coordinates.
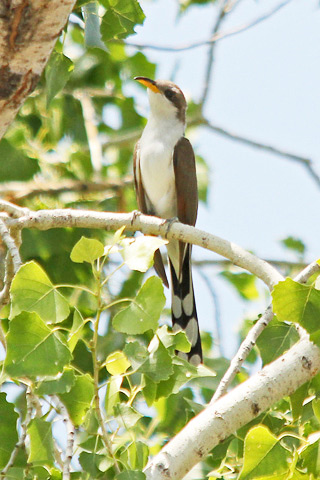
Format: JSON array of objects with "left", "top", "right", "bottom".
[{"left": 169, "top": 245, "right": 202, "bottom": 365}]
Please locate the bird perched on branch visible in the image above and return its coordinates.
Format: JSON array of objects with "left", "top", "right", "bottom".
[{"left": 133, "top": 77, "right": 202, "bottom": 365}]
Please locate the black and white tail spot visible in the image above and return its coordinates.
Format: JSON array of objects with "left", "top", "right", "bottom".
[{"left": 169, "top": 245, "right": 202, "bottom": 364}]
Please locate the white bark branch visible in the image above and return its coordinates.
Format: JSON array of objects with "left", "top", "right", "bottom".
[
  {"left": 0, "top": 218, "right": 22, "bottom": 306},
  {"left": 211, "top": 260, "right": 319, "bottom": 402},
  {"left": 144, "top": 337, "right": 320, "bottom": 480},
  {"left": 0, "top": 205, "right": 283, "bottom": 289},
  {"left": 0, "top": 219, "right": 21, "bottom": 273},
  {"left": 0, "top": 0, "right": 77, "bottom": 140}
]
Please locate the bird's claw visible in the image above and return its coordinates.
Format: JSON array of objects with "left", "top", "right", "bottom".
[
  {"left": 162, "top": 216, "right": 179, "bottom": 238},
  {"left": 131, "top": 210, "right": 141, "bottom": 225}
]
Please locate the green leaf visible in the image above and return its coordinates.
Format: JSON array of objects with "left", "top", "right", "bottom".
[
  {"left": 70, "top": 236, "right": 105, "bottom": 263},
  {"left": 123, "top": 441, "right": 149, "bottom": 470},
  {"left": 121, "top": 236, "right": 168, "bottom": 272},
  {"left": 3, "top": 467, "right": 25, "bottom": 479},
  {"left": 220, "top": 271, "right": 259, "bottom": 300},
  {"left": 138, "top": 336, "right": 173, "bottom": 383},
  {"left": 124, "top": 341, "right": 148, "bottom": 370},
  {"left": 290, "top": 382, "right": 309, "bottom": 421},
  {"left": 106, "top": 351, "right": 131, "bottom": 375},
  {"left": 157, "top": 324, "right": 191, "bottom": 353},
  {"left": 256, "top": 319, "right": 299, "bottom": 365},
  {"left": 83, "top": 2, "right": 108, "bottom": 51},
  {"left": 101, "top": 0, "right": 145, "bottom": 42},
  {"left": 113, "top": 276, "right": 165, "bottom": 334},
  {"left": 5, "top": 312, "right": 72, "bottom": 377},
  {"left": 114, "top": 403, "right": 142, "bottom": 429},
  {"left": 239, "top": 425, "right": 290, "bottom": 479},
  {"left": 101, "top": 7, "right": 126, "bottom": 41},
  {"left": 68, "top": 309, "right": 85, "bottom": 352},
  {"left": 123, "top": 52, "right": 156, "bottom": 79},
  {"left": 0, "top": 139, "right": 39, "bottom": 181},
  {"left": 141, "top": 375, "right": 157, "bottom": 406},
  {"left": 10, "top": 261, "right": 70, "bottom": 324},
  {"left": 59, "top": 374, "right": 94, "bottom": 426},
  {"left": 45, "top": 51, "right": 74, "bottom": 107},
  {"left": 0, "top": 393, "right": 19, "bottom": 469},
  {"left": 35, "top": 368, "right": 76, "bottom": 395},
  {"left": 30, "top": 466, "right": 52, "bottom": 479},
  {"left": 116, "top": 472, "right": 146, "bottom": 480},
  {"left": 27, "top": 418, "right": 55, "bottom": 466},
  {"left": 79, "top": 451, "right": 106, "bottom": 476},
  {"left": 312, "top": 398, "right": 320, "bottom": 423},
  {"left": 105, "top": 375, "right": 122, "bottom": 415},
  {"left": 281, "top": 236, "right": 305, "bottom": 255},
  {"left": 272, "top": 279, "right": 320, "bottom": 342},
  {"left": 300, "top": 436, "right": 320, "bottom": 475}
]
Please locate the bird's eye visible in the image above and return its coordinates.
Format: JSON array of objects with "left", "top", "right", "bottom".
[{"left": 164, "top": 89, "right": 175, "bottom": 100}]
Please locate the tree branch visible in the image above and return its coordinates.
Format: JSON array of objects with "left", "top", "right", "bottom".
[
  {"left": 211, "top": 305, "right": 274, "bottom": 402},
  {"left": 204, "top": 120, "right": 320, "bottom": 188},
  {"left": 124, "top": 0, "right": 292, "bottom": 53},
  {"left": 0, "top": 178, "right": 132, "bottom": 201},
  {"left": 0, "top": 204, "right": 283, "bottom": 289},
  {"left": 0, "top": 219, "right": 21, "bottom": 273},
  {"left": 0, "top": 218, "right": 22, "bottom": 306},
  {"left": 144, "top": 336, "right": 320, "bottom": 480},
  {"left": 0, "top": 0, "right": 77, "bottom": 140},
  {"left": 200, "top": 0, "right": 230, "bottom": 105},
  {"left": 192, "top": 257, "right": 308, "bottom": 271}
]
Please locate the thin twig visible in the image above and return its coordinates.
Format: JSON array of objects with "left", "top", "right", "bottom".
[
  {"left": 204, "top": 120, "right": 320, "bottom": 189},
  {"left": 124, "top": 0, "right": 292, "bottom": 53},
  {"left": 201, "top": 0, "right": 231, "bottom": 105},
  {"left": 184, "top": 256, "right": 307, "bottom": 271},
  {"left": 0, "top": 178, "right": 132, "bottom": 201}
]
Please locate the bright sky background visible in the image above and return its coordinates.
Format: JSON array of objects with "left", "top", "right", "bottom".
[{"left": 130, "top": 0, "right": 320, "bottom": 356}]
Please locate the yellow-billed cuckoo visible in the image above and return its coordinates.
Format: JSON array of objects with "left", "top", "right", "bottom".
[{"left": 133, "top": 77, "right": 202, "bottom": 365}]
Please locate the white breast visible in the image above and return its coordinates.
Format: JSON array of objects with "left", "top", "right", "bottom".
[{"left": 139, "top": 112, "right": 184, "bottom": 219}]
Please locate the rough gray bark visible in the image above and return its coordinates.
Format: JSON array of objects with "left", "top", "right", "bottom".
[{"left": 0, "top": 0, "right": 77, "bottom": 140}]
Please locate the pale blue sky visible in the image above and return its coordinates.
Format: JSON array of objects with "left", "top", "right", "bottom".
[{"left": 130, "top": 0, "right": 320, "bottom": 355}]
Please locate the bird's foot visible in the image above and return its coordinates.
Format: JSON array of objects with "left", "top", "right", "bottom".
[
  {"left": 162, "top": 216, "right": 179, "bottom": 238},
  {"left": 131, "top": 210, "right": 141, "bottom": 225}
]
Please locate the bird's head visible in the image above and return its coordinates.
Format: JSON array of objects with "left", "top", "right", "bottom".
[{"left": 134, "top": 76, "right": 186, "bottom": 123}]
